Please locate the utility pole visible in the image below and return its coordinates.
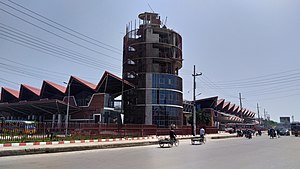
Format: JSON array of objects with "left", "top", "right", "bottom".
[
  {"left": 63, "top": 82, "right": 71, "bottom": 137},
  {"left": 257, "top": 103, "right": 260, "bottom": 124},
  {"left": 239, "top": 93, "right": 244, "bottom": 119},
  {"left": 192, "top": 65, "right": 202, "bottom": 136}
]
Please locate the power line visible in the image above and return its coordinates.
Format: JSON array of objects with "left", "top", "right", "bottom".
[
  {"left": 243, "top": 82, "right": 300, "bottom": 95},
  {"left": 0, "top": 35, "right": 94, "bottom": 68},
  {"left": 2, "top": 0, "right": 122, "bottom": 55},
  {"left": 245, "top": 85, "right": 300, "bottom": 97},
  {"left": 0, "top": 78, "right": 19, "bottom": 85},
  {"left": 0, "top": 65, "right": 43, "bottom": 81},
  {"left": 0, "top": 32, "right": 115, "bottom": 72},
  {"left": 248, "top": 92, "right": 300, "bottom": 102},
  {"left": 205, "top": 74, "right": 300, "bottom": 88},
  {"left": 199, "top": 75, "right": 300, "bottom": 90},
  {"left": 0, "top": 62, "right": 65, "bottom": 82},
  {"left": 182, "top": 67, "right": 300, "bottom": 88},
  {"left": 211, "top": 69, "right": 300, "bottom": 86},
  {"left": 0, "top": 57, "right": 101, "bottom": 82},
  {"left": 0, "top": 24, "right": 121, "bottom": 71},
  {"left": 7, "top": 0, "right": 121, "bottom": 53},
  {"left": 0, "top": 31, "right": 121, "bottom": 73},
  {"left": 200, "top": 75, "right": 239, "bottom": 98},
  {"left": 0, "top": 35, "right": 122, "bottom": 83},
  {"left": 0, "top": 7, "right": 121, "bottom": 61}
]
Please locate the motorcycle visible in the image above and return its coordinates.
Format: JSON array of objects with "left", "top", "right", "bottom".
[
  {"left": 237, "top": 130, "right": 243, "bottom": 137},
  {"left": 270, "top": 130, "right": 276, "bottom": 139},
  {"left": 245, "top": 131, "right": 252, "bottom": 139},
  {"left": 256, "top": 130, "right": 262, "bottom": 136}
]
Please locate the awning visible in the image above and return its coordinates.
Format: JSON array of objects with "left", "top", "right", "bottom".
[
  {"left": 216, "top": 111, "right": 244, "bottom": 123},
  {"left": 0, "top": 99, "right": 81, "bottom": 116}
]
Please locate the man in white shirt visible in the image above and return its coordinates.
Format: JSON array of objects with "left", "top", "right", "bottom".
[{"left": 200, "top": 127, "right": 205, "bottom": 138}]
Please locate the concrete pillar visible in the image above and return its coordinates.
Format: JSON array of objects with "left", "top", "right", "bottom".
[
  {"left": 57, "top": 114, "right": 62, "bottom": 128},
  {"left": 28, "top": 115, "right": 31, "bottom": 120},
  {"left": 52, "top": 114, "right": 56, "bottom": 129},
  {"left": 65, "top": 114, "right": 70, "bottom": 128},
  {"left": 65, "top": 114, "right": 68, "bottom": 122},
  {"left": 39, "top": 116, "right": 43, "bottom": 122},
  {"left": 32, "top": 115, "right": 35, "bottom": 121}
]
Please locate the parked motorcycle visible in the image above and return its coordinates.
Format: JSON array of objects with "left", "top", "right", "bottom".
[{"left": 237, "top": 130, "right": 243, "bottom": 137}]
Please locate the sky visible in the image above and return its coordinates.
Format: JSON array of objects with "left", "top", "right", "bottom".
[{"left": 0, "top": 0, "right": 300, "bottom": 122}]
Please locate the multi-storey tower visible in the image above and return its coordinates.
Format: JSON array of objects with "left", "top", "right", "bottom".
[{"left": 123, "top": 12, "right": 183, "bottom": 128}]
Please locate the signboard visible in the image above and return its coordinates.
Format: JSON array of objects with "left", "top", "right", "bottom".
[{"left": 280, "top": 117, "right": 291, "bottom": 124}]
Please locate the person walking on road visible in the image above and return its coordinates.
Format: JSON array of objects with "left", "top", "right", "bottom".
[
  {"left": 169, "top": 125, "right": 177, "bottom": 142},
  {"left": 200, "top": 127, "right": 205, "bottom": 138}
]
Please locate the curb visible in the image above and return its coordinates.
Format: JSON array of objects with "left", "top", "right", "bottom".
[
  {"left": 210, "top": 135, "right": 238, "bottom": 139},
  {"left": 0, "top": 135, "right": 194, "bottom": 148},
  {"left": 0, "top": 136, "right": 158, "bottom": 148},
  {"left": 0, "top": 141, "right": 158, "bottom": 157}
]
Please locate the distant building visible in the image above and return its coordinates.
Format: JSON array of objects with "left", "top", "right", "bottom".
[
  {"left": 122, "top": 12, "right": 183, "bottom": 128},
  {"left": 183, "top": 96, "right": 256, "bottom": 129},
  {"left": 280, "top": 117, "right": 291, "bottom": 124},
  {"left": 0, "top": 72, "right": 134, "bottom": 125}
]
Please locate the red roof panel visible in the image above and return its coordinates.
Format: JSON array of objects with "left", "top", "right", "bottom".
[
  {"left": 216, "top": 99, "right": 225, "bottom": 107},
  {"left": 72, "top": 76, "right": 97, "bottom": 90},
  {"left": 228, "top": 104, "right": 235, "bottom": 110},
  {"left": 222, "top": 102, "right": 230, "bottom": 110},
  {"left": 96, "top": 71, "right": 135, "bottom": 91},
  {"left": 22, "top": 84, "right": 41, "bottom": 96},
  {"left": 44, "top": 81, "right": 66, "bottom": 93},
  {"left": 2, "top": 87, "right": 19, "bottom": 98},
  {"left": 233, "top": 105, "right": 239, "bottom": 113}
]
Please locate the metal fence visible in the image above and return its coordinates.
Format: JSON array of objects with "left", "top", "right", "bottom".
[{"left": 0, "top": 121, "right": 218, "bottom": 143}]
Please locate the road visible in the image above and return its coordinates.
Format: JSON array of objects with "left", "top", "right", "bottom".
[{"left": 0, "top": 135, "right": 299, "bottom": 169}]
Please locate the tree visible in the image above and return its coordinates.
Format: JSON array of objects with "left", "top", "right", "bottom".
[
  {"left": 188, "top": 109, "right": 211, "bottom": 126},
  {"left": 262, "top": 119, "right": 278, "bottom": 129}
]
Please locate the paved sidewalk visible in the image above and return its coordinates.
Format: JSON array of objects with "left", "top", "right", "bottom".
[{"left": 0, "top": 133, "right": 237, "bottom": 157}]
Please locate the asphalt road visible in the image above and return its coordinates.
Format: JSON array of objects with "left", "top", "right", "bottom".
[{"left": 0, "top": 135, "right": 299, "bottom": 169}]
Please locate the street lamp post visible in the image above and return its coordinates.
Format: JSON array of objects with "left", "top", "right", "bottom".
[
  {"left": 64, "top": 82, "right": 70, "bottom": 137},
  {"left": 192, "top": 65, "right": 202, "bottom": 136}
]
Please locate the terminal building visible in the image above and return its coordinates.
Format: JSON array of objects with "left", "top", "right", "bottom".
[
  {"left": 183, "top": 96, "right": 256, "bottom": 129},
  {"left": 0, "top": 12, "right": 255, "bottom": 129},
  {"left": 0, "top": 12, "right": 183, "bottom": 128},
  {"left": 0, "top": 72, "right": 134, "bottom": 125}
]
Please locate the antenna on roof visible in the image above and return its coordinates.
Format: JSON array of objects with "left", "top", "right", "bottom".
[
  {"left": 164, "top": 16, "right": 168, "bottom": 25},
  {"left": 161, "top": 16, "right": 167, "bottom": 28},
  {"left": 147, "top": 2, "right": 155, "bottom": 13}
]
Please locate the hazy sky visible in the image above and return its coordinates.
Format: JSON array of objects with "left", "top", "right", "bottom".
[{"left": 0, "top": 0, "right": 299, "bottom": 122}]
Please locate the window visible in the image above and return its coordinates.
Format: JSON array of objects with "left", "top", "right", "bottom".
[
  {"left": 127, "top": 72, "right": 135, "bottom": 79},
  {"left": 127, "top": 59, "right": 135, "bottom": 65},
  {"left": 128, "top": 46, "right": 136, "bottom": 51},
  {"left": 159, "top": 78, "right": 164, "bottom": 84}
]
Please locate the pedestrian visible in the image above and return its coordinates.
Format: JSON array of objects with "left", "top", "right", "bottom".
[
  {"left": 200, "top": 127, "right": 205, "bottom": 138},
  {"left": 46, "top": 128, "right": 50, "bottom": 138}
]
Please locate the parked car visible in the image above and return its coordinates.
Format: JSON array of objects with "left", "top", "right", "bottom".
[
  {"left": 225, "top": 127, "right": 234, "bottom": 134},
  {"left": 278, "top": 128, "right": 290, "bottom": 136}
]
